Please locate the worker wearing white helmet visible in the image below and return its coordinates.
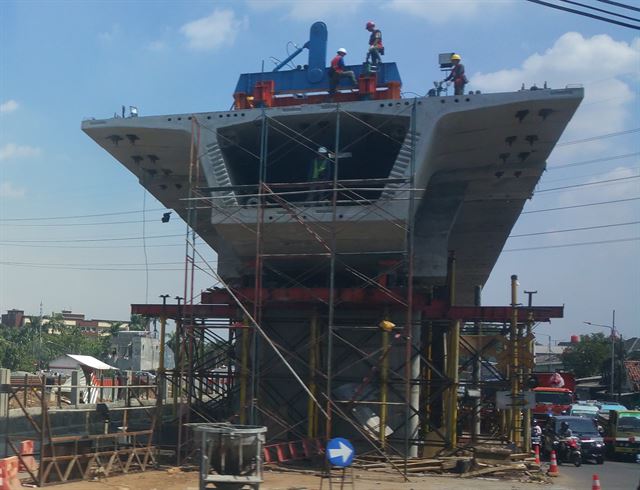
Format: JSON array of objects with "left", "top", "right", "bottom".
[
  {"left": 328, "top": 48, "right": 356, "bottom": 96},
  {"left": 443, "top": 53, "right": 468, "bottom": 95},
  {"left": 306, "top": 146, "right": 333, "bottom": 204}
]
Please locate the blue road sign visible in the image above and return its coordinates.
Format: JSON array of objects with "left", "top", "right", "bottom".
[{"left": 326, "top": 437, "right": 355, "bottom": 467}]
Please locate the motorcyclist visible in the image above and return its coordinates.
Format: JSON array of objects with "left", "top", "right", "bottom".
[
  {"left": 559, "top": 421, "right": 573, "bottom": 438},
  {"left": 558, "top": 421, "right": 576, "bottom": 462}
]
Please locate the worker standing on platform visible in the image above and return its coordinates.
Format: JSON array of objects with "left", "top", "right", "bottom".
[
  {"left": 329, "top": 48, "right": 356, "bottom": 96},
  {"left": 307, "top": 147, "right": 332, "bottom": 203},
  {"left": 444, "top": 53, "right": 468, "bottom": 95},
  {"left": 365, "top": 21, "right": 384, "bottom": 68}
]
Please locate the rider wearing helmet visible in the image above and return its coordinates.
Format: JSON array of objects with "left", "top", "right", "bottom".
[
  {"left": 329, "top": 48, "right": 356, "bottom": 96},
  {"left": 559, "top": 421, "right": 573, "bottom": 438},
  {"left": 365, "top": 21, "right": 384, "bottom": 67},
  {"left": 444, "top": 53, "right": 468, "bottom": 95}
]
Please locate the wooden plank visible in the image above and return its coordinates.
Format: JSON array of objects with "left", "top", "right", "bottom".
[{"left": 460, "top": 464, "right": 527, "bottom": 478}]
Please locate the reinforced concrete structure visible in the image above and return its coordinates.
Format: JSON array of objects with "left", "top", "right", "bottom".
[{"left": 82, "top": 22, "right": 580, "bottom": 463}]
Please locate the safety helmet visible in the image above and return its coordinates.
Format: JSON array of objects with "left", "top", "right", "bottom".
[
  {"left": 337, "top": 48, "right": 347, "bottom": 55},
  {"left": 318, "top": 147, "right": 328, "bottom": 154},
  {"left": 366, "top": 21, "right": 375, "bottom": 29},
  {"left": 451, "top": 53, "right": 462, "bottom": 61}
]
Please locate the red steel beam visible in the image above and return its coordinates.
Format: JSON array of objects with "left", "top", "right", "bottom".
[
  {"left": 134, "top": 290, "right": 563, "bottom": 323},
  {"left": 131, "top": 304, "right": 235, "bottom": 319}
]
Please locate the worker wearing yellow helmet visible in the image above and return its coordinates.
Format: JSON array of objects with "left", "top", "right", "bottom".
[{"left": 444, "top": 53, "right": 468, "bottom": 95}]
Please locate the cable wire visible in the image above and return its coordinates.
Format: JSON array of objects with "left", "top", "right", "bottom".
[
  {"left": 523, "top": 0, "right": 640, "bottom": 29},
  {"left": 0, "top": 208, "right": 165, "bottom": 222},
  {"left": 548, "top": 152, "right": 639, "bottom": 170},
  {"left": 509, "top": 220, "right": 639, "bottom": 238},
  {"left": 558, "top": 0, "right": 640, "bottom": 21},
  {"left": 522, "top": 196, "right": 640, "bottom": 214},
  {"left": 504, "top": 236, "right": 639, "bottom": 252},
  {"left": 536, "top": 174, "right": 639, "bottom": 193},
  {"left": 558, "top": 128, "right": 640, "bottom": 146},
  {"left": 596, "top": 0, "right": 640, "bottom": 12}
]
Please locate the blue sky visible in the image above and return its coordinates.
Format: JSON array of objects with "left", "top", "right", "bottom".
[{"left": 1, "top": 1, "right": 638, "bottom": 343}]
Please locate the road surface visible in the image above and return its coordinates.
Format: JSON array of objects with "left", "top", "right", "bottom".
[{"left": 556, "top": 460, "right": 639, "bottom": 489}]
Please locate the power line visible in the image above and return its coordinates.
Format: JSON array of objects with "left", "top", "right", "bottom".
[
  {"left": 0, "top": 208, "right": 165, "bottom": 222},
  {"left": 557, "top": 128, "right": 640, "bottom": 146},
  {"left": 596, "top": 0, "right": 640, "bottom": 13},
  {"left": 536, "top": 174, "right": 639, "bottom": 193},
  {"left": 504, "top": 236, "right": 639, "bottom": 252},
  {"left": 0, "top": 242, "right": 184, "bottom": 249},
  {"left": 523, "top": 0, "right": 640, "bottom": 29},
  {"left": 548, "top": 152, "right": 639, "bottom": 170},
  {"left": 0, "top": 233, "right": 183, "bottom": 244},
  {"left": 509, "top": 220, "right": 639, "bottom": 238},
  {"left": 522, "top": 196, "right": 640, "bottom": 214},
  {"left": 559, "top": 0, "right": 640, "bottom": 21}
]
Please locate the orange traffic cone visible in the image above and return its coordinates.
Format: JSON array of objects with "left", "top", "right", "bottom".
[
  {"left": 534, "top": 445, "right": 540, "bottom": 465},
  {"left": 547, "top": 450, "right": 559, "bottom": 477},
  {"left": 592, "top": 474, "right": 601, "bottom": 490}
]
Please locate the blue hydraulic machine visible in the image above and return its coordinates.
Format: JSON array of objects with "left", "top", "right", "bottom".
[{"left": 233, "top": 22, "right": 402, "bottom": 109}]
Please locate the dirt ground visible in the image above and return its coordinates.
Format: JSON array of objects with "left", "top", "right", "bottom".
[{"left": 48, "top": 467, "right": 578, "bottom": 490}]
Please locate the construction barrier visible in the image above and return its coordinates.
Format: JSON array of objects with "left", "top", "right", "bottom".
[
  {"left": 592, "top": 473, "right": 601, "bottom": 490},
  {"left": 19, "top": 439, "right": 36, "bottom": 472},
  {"left": 547, "top": 450, "right": 559, "bottom": 477},
  {"left": 0, "top": 456, "right": 21, "bottom": 490},
  {"left": 263, "top": 438, "right": 325, "bottom": 464}
]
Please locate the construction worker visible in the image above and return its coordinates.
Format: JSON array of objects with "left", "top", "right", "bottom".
[
  {"left": 443, "top": 53, "right": 468, "bottom": 95},
  {"left": 306, "top": 147, "right": 332, "bottom": 203},
  {"left": 365, "top": 21, "right": 384, "bottom": 67},
  {"left": 328, "top": 48, "right": 356, "bottom": 95}
]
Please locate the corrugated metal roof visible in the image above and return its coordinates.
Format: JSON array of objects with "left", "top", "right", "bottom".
[{"left": 66, "top": 354, "right": 117, "bottom": 371}]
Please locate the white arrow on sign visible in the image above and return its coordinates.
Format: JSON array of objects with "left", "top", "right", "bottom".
[{"left": 329, "top": 441, "right": 353, "bottom": 464}]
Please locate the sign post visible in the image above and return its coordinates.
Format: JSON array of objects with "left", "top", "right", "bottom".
[{"left": 321, "top": 437, "right": 355, "bottom": 489}]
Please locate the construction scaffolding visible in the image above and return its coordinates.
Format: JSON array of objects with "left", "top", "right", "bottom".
[{"left": 130, "top": 101, "right": 564, "bottom": 469}]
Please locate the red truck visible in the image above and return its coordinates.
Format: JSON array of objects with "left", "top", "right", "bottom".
[{"left": 532, "top": 372, "right": 576, "bottom": 420}]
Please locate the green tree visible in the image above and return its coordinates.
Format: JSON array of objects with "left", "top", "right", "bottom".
[
  {"left": 561, "top": 332, "right": 610, "bottom": 378},
  {"left": 128, "top": 314, "right": 148, "bottom": 331}
]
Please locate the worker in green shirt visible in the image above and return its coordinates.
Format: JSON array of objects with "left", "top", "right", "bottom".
[{"left": 307, "top": 146, "right": 332, "bottom": 204}]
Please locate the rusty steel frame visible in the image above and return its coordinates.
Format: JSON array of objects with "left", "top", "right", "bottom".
[{"left": 4, "top": 376, "right": 158, "bottom": 487}]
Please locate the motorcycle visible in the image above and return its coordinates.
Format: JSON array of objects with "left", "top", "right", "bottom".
[{"left": 554, "top": 436, "right": 582, "bottom": 467}]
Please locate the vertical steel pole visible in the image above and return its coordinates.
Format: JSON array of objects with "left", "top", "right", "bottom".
[
  {"left": 510, "top": 274, "right": 521, "bottom": 446},
  {"left": 325, "top": 104, "right": 340, "bottom": 439},
  {"left": 308, "top": 310, "right": 318, "bottom": 438},
  {"left": 240, "top": 316, "right": 250, "bottom": 424},
  {"left": 380, "top": 327, "right": 389, "bottom": 449},
  {"left": 405, "top": 98, "right": 419, "bottom": 460},
  {"left": 445, "top": 252, "right": 458, "bottom": 449},
  {"left": 611, "top": 309, "right": 615, "bottom": 398},
  {"left": 251, "top": 107, "right": 268, "bottom": 425},
  {"left": 472, "top": 285, "right": 482, "bottom": 443}
]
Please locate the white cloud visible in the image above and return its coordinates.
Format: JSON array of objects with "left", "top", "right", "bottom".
[
  {"left": 181, "top": 9, "right": 247, "bottom": 51},
  {"left": 98, "top": 24, "right": 121, "bottom": 44},
  {"left": 388, "top": 0, "right": 514, "bottom": 23},
  {"left": 0, "top": 143, "right": 41, "bottom": 162},
  {"left": 147, "top": 40, "right": 166, "bottom": 52},
  {"left": 0, "top": 100, "right": 18, "bottom": 114},
  {"left": 0, "top": 182, "right": 26, "bottom": 198},
  {"left": 248, "top": 0, "right": 364, "bottom": 21},
  {"left": 472, "top": 33, "right": 639, "bottom": 151}
]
